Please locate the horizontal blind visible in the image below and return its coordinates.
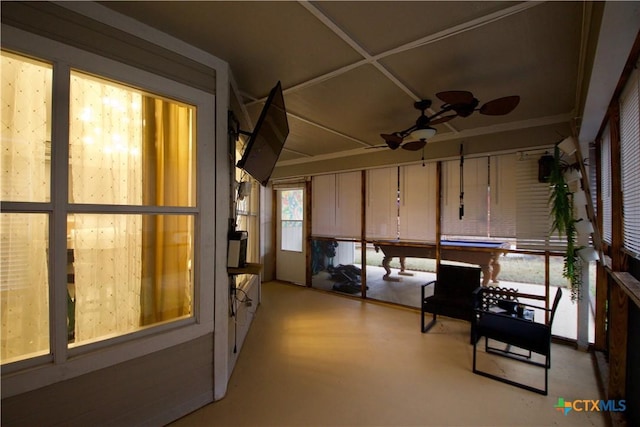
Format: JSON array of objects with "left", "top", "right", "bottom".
[
  {"left": 441, "top": 157, "right": 488, "bottom": 237},
  {"left": 399, "top": 163, "right": 436, "bottom": 241},
  {"left": 335, "top": 171, "right": 361, "bottom": 239},
  {"left": 0, "top": 214, "right": 30, "bottom": 291},
  {"left": 600, "top": 125, "right": 612, "bottom": 244},
  {"left": 515, "top": 153, "right": 565, "bottom": 250},
  {"left": 620, "top": 68, "right": 640, "bottom": 256},
  {"left": 311, "top": 174, "right": 336, "bottom": 237},
  {"left": 366, "top": 167, "right": 398, "bottom": 239},
  {"left": 489, "top": 154, "right": 517, "bottom": 238}
]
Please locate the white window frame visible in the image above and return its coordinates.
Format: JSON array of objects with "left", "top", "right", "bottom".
[{"left": 1, "top": 26, "right": 216, "bottom": 397}]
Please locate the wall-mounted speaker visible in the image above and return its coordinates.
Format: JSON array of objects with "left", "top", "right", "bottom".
[{"left": 538, "top": 154, "right": 554, "bottom": 183}]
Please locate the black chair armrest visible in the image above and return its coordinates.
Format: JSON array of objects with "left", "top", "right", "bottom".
[
  {"left": 474, "top": 308, "right": 538, "bottom": 324},
  {"left": 421, "top": 280, "right": 436, "bottom": 300},
  {"left": 474, "top": 307, "right": 548, "bottom": 328},
  {"left": 421, "top": 280, "right": 436, "bottom": 290},
  {"left": 472, "top": 286, "right": 484, "bottom": 308},
  {"left": 511, "top": 301, "right": 552, "bottom": 313}
]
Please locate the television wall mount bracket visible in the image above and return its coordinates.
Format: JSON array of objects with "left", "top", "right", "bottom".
[{"left": 228, "top": 110, "right": 252, "bottom": 141}]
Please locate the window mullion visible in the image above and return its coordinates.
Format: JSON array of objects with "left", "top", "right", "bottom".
[{"left": 51, "top": 61, "right": 71, "bottom": 364}]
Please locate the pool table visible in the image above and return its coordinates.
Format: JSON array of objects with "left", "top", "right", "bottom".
[{"left": 373, "top": 240, "right": 509, "bottom": 285}]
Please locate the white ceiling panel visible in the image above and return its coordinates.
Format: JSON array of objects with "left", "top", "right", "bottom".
[{"left": 96, "top": 1, "right": 607, "bottom": 177}]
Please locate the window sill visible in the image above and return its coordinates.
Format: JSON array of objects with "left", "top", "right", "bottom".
[{"left": 228, "top": 263, "right": 262, "bottom": 275}]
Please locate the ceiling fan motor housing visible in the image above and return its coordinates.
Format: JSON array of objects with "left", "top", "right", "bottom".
[
  {"left": 414, "top": 99, "right": 432, "bottom": 111},
  {"left": 454, "top": 98, "right": 479, "bottom": 117}
]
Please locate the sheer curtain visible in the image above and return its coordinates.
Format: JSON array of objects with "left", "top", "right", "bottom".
[
  {"left": 0, "top": 52, "right": 51, "bottom": 362},
  {"left": 69, "top": 73, "right": 143, "bottom": 342}
]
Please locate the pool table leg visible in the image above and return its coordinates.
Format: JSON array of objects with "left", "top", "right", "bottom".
[
  {"left": 480, "top": 265, "right": 491, "bottom": 286},
  {"left": 491, "top": 258, "right": 501, "bottom": 283},
  {"left": 381, "top": 256, "right": 401, "bottom": 282}
]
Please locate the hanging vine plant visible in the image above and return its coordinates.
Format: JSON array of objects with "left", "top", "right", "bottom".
[{"left": 548, "top": 145, "right": 582, "bottom": 301}]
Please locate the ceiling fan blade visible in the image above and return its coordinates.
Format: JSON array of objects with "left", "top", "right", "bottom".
[
  {"left": 380, "top": 133, "right": 403, "bottom": 150},
  {"left": 479, "top": 95, "right": 520, "bottom": 115},
  {"left": 401, "top": 140, "right": 427, "bottom": 151},
  {"left": 429, "top": 115, "right": 457, "bottom": 125},
  {"left": 436, "top": 90, "right": 474, "bottom": 105},
  {"left": 365, "top": 144, "right": 389, "bottom": 149}
]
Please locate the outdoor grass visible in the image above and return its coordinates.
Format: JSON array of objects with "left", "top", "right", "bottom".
[{"left": 355, "top": 248, "right": 596, "bottom": 290}]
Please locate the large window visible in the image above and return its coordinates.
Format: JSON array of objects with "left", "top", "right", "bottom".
[
  {"left": 235, "top": 143, "right": 259, "bottom": 265},
  {"left": 1, "top": 52, "right": 53, "bottom": 363},
  {"left": 1, "top": 51, "right": 197, "bottom": 363},
  {"left": 620, "top": 68, "right": 640, "bottom": 256}
]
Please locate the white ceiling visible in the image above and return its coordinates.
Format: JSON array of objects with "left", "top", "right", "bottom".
[{"left": 98, "top": 1, "right": 609, "bottom": 176}]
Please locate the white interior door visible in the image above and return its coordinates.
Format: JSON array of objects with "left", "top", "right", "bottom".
[{"left": 276, "top": 187, "right": 306, "bottom": 284}]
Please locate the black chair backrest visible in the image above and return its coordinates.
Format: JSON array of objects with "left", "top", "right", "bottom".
[
  {"left": 437, "top": 264, "right": 481, "bottom": 298},
  {"left": 548, "top": 288, "right": 563, "bottom": 326}
]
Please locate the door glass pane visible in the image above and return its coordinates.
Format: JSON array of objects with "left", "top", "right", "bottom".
[
  {"left": 69, "top": 71, "right": 196, "bottom": 206},
  {"left": 281, "top": 189, "right": 303, "bottom": 252},
  {"left": 1, "top": 213, "right": 50, "bottom": 363},
  {"left": 67, "top": 213, "right": 194, "bottom": 346},
  {"left": 1, "top": 51, "right": 52, "bottom": 203}
]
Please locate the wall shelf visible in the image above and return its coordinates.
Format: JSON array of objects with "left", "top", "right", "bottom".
[{"left": 228, "top": 263, "right": 263, "bottom": 276}]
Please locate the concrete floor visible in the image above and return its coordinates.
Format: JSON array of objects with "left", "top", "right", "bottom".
[
  {"left": 171, "top": 281, "right": 606, "bottom": 427},
  {"left": 312, "top": 265, "right": 592, "bottom": 342}
]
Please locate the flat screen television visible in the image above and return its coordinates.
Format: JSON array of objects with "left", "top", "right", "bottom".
[{"left": 237, "top": 81, "right": 289, "bottom": 186}]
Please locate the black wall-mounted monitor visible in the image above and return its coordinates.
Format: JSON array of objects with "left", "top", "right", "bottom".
[{"left": 237, "top": 81, "right": 289, "bottom": 186}]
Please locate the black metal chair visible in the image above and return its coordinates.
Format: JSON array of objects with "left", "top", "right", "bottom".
[
  {"left": 472, "top": 287, "right": 563, "bottom": 395},
  {"left": 421, "top": 264, "right": 481, "bottom": 335}
]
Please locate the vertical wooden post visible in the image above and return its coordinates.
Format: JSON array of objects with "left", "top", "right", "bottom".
[
  {"left": 361, "top": 170, "right": 367, "bottom": 298},
  {"left": 436, "top": 161, "right": 442, "bottom": 271},
  {"left": 272, "top": 187, "right": 278, "bottom": 282},
  {"left": 545, "top": 251, "right": 550, "bottom": 324},
  {"left": 595, "top": 263, "right": 608, "bottom": 350},
  {"left": 607, "top": 103, "right": 627, "bottom": 399},
  {"left": 305, "top": 179, "right": 312, "bottom": 287}
]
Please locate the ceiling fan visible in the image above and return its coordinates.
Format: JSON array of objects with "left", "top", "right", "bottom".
[{"left": 376, "top": 91, "right": 520, "bottom": 151}]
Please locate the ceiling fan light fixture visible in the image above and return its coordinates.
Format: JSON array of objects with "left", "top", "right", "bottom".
[{"left": 409, "top": 127, "right": 436, "bottom": 141}]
